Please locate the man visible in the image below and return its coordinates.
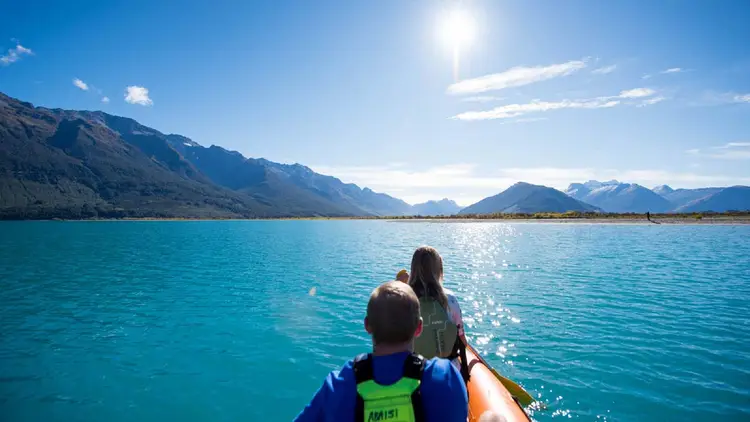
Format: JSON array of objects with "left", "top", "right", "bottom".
[{"left": 294, "top": 281, "right": 468, "bottom": 422}]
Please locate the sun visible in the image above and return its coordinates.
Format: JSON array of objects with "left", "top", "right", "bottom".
[
  {"left": 437, "top": 8, "right": 476, "bottom": 81},
  {"left": 438, "top": 8, "right": 476, "bottom": 50}
]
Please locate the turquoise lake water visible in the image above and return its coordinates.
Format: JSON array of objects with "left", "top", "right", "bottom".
[{"left": 1, "top": 221, "right": 749, "bottom": 421}]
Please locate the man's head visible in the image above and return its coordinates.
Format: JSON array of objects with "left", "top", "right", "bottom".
[{"left": 365, "top": 281, "right": 422, "bottom": 346}]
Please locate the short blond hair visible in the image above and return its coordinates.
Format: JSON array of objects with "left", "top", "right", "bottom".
[{"left": 367, "top": 281, "right": 420, "bottom": 345}]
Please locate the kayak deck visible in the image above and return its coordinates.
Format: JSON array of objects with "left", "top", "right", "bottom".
[{"left": 464, "top": 346, "right": 530, "bottom": 422}]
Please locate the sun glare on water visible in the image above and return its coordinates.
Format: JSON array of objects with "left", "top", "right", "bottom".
[{"left": 437, "top": 7, "right": 476, "bottom": 81}]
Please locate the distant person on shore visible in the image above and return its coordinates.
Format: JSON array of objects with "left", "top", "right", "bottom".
[
  {"left": 396, "top": 269, "right": 409, "bottom": 283},
  {"left": 408, "top": 246, "right": 468, "bottom": 378},
  {"left": 294, "top": 281, "right": 468, "bottom": 422},
  {"left": 646, "top": 211, "right": 651, "bottom": 221}
]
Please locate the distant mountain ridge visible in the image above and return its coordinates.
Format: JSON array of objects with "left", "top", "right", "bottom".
[
  {"left": 672, "top": 186, "right": 750, "bottom": 212},
  {"left": 565, "top": 180, "right": 749, "bottom": 213},
  {"left": 566, "top": 181, "right": 672, "bottom": 213},
  {"left": 651, "top": 185, "right": 723, "bottom": 209},
  {"left": 0, "top": 92, "right": 412, "bottom": 218},
  {"left": 411, "top": 199, "right": 462, "bottom": 216},
  {"left": 460, "top": 182, "right": 600, "bottom": 214},
  {"left": 2, "top": 92, "right": 748, "bottom": 219}
]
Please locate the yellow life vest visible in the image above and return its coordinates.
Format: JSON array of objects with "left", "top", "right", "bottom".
[{"left": 353, "top": 353, "right": 425, "bottom": 422}]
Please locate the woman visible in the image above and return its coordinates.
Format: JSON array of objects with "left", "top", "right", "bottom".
[{"left": 408, "top": 246, "right": 467, "bottom": 371}]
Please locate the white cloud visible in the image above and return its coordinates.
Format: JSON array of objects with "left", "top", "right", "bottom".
[
  {"left": 0, "top": 43, "right": 33, "bottom": 66},
  {"left": 686, "top": 142, "right": 750, "bottom": 160},
  {"left": 592, "top": 65, "right": 617, "bottom": 75},
  {"left": 73, "top": 78, "right": 89, "bottom": 91},
  {"left": 447, "top": 59, "right": 587, "bottom": 95},
  {"left": 453, "top": 87, "right": 656, "bottom": 121},
  {"left": 619, "top": 88, "right": 656, "bottom": 98},
  {"left": 461, "top": 96, "right": 505, "bottom": 103},
  {"left": 643, "top": 67, "right": 689, "bottom": 80},
  {"left": 310, "top": 163, "right": 750, "bottom": 205},
  {"left": 638, "top": 96, "right": 666, "bottom": 107},
  {"left": 124, "top": 86, "right": 153, "bottom": 106},
  {"left": 454, "top": 98, "right": 619, "bottom": 121},
  {"left": 689, "top": 91, "right": 750, "bottom": 107},
  {"left": 101, "top": 96, "right": 110, "bottom": 104},
  {"left": 15, "top": 45, "right": 32, "bottom": 54},
  {"left": 311, "top": 163, "right": 513, "bottom": 206}
]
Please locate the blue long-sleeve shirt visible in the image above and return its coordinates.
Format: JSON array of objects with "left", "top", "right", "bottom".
[{"left": 294, "top": 351, "right": 468, "bottom": 422}]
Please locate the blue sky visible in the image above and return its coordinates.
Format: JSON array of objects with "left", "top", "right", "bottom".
[{"left": 2, "top": 0, "right": 749, "bottom": 205}]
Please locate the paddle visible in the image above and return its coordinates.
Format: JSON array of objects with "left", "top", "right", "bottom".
[{"left": 466, "top": 343, "right": 535, "bottom": 407}]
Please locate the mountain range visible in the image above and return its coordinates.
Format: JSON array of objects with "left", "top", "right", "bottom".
[
  {"left": 1, "top": 92, "right": 748, "bottom": 219},
  {"left": 0, "top": 92, "right": 413, "bottom": 219},
  {"left": 565, "top": 180, "right": 750, "bottom": 213},
  {"left": 412, "top": 199, "right": 462, "bottom": 216},
  {"left": 460, "top": 182, "right": 600, "bottom": 214},
  {"left": 566, "top": 180, "right": 673, "bottom": 213}
]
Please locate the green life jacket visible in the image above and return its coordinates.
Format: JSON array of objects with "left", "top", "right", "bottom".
[
  {"left": 353, "top": 353, "right": 425, "bottom": 422},
  {"left": 413, "top": 297, "right": 459, "bottom": 359}
]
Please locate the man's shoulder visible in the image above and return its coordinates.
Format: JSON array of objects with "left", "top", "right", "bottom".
[
  {"left": 422, "top": 357, "right": 462, "bottom": 383},
  {"left": 318, "top": 358, "right": 357, "bottom": 400},
  {"left": 419, "top": 357, "right": 469, "bottom": 420},
  {"left": 331, "top": 359, "right": 357, "bottom": 384}
]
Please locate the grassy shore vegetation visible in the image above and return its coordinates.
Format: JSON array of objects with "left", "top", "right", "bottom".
[
  {"left": 380, "top": 210, "right": 750, "bottom": 220},
  {"left": 14, "top": 210, "right": 750, "bottom": 221}
]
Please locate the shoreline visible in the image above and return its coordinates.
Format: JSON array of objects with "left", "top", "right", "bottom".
[
  {"left": 5, "top": 215, "right": 750, "bottom": 225},
  {"left": 386, "top": 217, "right": 750, "bottom": 225}
]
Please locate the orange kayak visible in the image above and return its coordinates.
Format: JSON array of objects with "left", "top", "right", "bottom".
[{"left": 464, "top": 344, "right": 530, "bottom": 422}]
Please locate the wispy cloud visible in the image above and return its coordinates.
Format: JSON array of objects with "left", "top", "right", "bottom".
[
  {"left": 0, "top": 43, "right": 33, "bottom": 66},
  {"left": 453, "top": 87, "right": 657, "bottom": 121},
  {"left": 454, "top": 99, "right": 618, "bottom": 121},
  {"left": 73, "top": 78, "right": 89, "bottom": 91},
  {"left": 592, "top": 64, "right": 617, "bottom": 75},
  {"left": 124, "top": 86, "right": 153, "bottom": 106},
  {"left": 687, "top": 142, "right": 750, "bottom": 160},
  {"left": 619, "top": 88, "right": 656, "bottom": 98},
  {"left": 310, "top": 163, "right": 503, "bottom": 206},
  {"left": 643, "top": 67, "right": 688, "bottom": 80},
  {"left": 690, "top": 91, "right": 750, "bottom": 106},
  {"left": 638, "top": 96, "right": 666, "bottom": 107},
  {"left": 461, "top": 96, "right": 505, "bottom": 103},
  {"left": 101, "top": 96, "right": 110, "bottom": 104},
  {"left": 310, "top": 163, "right": 750, "bottom": 205},
  {"left": 447, "top": 59, "right": 587, "bottom": 95}
]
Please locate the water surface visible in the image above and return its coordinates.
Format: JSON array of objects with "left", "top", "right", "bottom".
[{"left": 1, "top": 221, "right": 748, "bottom": 421}]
